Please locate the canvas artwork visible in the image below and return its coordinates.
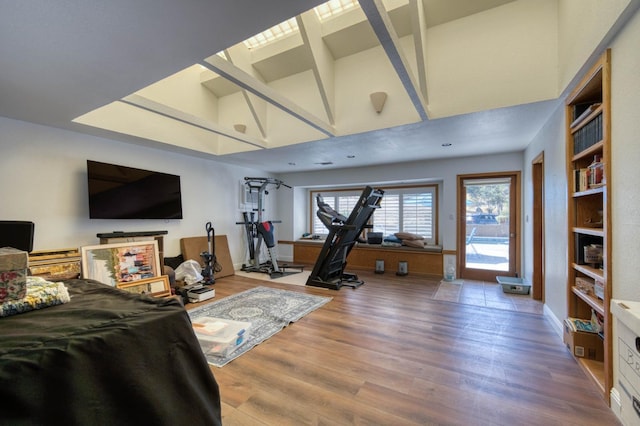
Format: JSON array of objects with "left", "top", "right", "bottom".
[{"left": 81, "top": 241, "right": 161, "bottom": 287}]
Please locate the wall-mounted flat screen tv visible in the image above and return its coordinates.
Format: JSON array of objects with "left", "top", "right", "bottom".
[{"left": 87, "top": 160, "right": 183, "bottom": 219}]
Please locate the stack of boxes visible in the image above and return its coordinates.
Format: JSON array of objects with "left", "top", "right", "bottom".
[{"left": 0, "top": 247, "right": 28, "bottom": 303}]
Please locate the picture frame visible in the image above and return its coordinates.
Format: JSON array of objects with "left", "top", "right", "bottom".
[
  {"left": 81, "top": 240, "right": 161, "bottom": 286},
  {"left": 117, "top": 275, "right": 171, "bottom": 298}
]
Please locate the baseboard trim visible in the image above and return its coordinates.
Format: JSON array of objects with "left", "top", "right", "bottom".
[{"left": 544, "top": 303, "right": 564, "bottom": 338}]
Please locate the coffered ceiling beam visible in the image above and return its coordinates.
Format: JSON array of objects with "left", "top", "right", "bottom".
[
  {"left": 121, "top": 94, "right": 267, "bottom": 149},
  {"left": 297, "top": 11, "right": 335, "bottom": 125},
  {"left": 202, "top": 54, "right": 336, "bottom": 137},
  {"left": 359, "top": 0, "right": 430, "bottom": 120},
  {"left": 409, "top": 0, "right": 429, "bottom": 103},
  {"left": 223, "top": 47, "right": 268, "bottom": 139}
]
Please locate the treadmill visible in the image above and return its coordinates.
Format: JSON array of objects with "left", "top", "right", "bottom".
[{"left": 306, "top": 186, "right": 384, "bottom": 290}]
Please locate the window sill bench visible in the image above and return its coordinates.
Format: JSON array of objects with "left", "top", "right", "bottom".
[{"left": 294, "top": 240, "right": 443, "bottom": 276}]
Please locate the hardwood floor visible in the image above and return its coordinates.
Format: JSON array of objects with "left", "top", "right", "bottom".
[{"left": 191, "top": 268, "right": 620, "bottom": 426}]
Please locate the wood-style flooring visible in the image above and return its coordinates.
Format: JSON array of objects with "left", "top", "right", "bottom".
[{"left": 189, "top": 268, "right": 620, "bottom": 426}]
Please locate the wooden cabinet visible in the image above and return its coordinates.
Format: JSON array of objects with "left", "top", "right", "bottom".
[{"left": 565, "top": 49, "right": 611, "bottom": 402}]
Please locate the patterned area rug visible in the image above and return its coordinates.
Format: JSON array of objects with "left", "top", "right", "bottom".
[{"left": 188, "top": 286, "right": 331, "bottom": 367}]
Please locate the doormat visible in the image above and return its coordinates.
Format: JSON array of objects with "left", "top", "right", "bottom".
[
  {"left": 188, "top": 286, "right": 331, "bottom": 367},
  {"left": 432, "top": 280, "right": 462, "bottom": 303}
]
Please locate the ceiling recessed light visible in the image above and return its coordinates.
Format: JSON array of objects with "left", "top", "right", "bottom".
[{"left": 442, "top": 143, "right": 452, "bottom": 147}]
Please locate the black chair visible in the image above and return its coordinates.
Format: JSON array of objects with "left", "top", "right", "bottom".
[{"left": 0, "top": 221, "right": 35, "bottom": 252}]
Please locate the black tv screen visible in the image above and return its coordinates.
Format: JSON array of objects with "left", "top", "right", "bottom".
[{"left": 87, "top": 160, "right": 183, "bottom": 219}]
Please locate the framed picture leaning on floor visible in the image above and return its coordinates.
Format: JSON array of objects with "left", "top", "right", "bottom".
[
  {"left": 81, "top": 240, "right": 161, "bottom": 287},
  {"left": 117, "top": 275, "right": 171, "bottom": 298}
]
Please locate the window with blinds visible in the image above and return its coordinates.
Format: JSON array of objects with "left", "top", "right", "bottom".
[{"left": 310, "top": 186, "right": 437, "bottom": 244}]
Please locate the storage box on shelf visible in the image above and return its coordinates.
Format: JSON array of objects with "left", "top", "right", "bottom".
[
  {"left": 563, "top": 318, "right": 604, "bottom": 362},
  {"left": 565, "top": 49, "right": 611, "bottom": 402}
]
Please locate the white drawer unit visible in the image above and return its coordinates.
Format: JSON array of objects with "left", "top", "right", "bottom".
[{"left": 611, "top": 300, "right": 640, "bottom": 425}]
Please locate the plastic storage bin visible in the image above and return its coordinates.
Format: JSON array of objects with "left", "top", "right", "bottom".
[
  {"left": 496, "top": 276, "right": 531, "bottom": 295},
  {"left": 191, "top": 317, "right": 251, "bottom": 357}
]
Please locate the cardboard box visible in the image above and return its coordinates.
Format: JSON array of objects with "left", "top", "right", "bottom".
[
  {"left": 563, "top": 319, "right": 604, "bottom": 361},
  {"left": 0, "top": 247, "right": 28, "bottom": 303}
]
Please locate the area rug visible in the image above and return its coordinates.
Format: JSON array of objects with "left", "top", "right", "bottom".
[{"left": 188, "top": 286, "right": 331, "bottom": 367}]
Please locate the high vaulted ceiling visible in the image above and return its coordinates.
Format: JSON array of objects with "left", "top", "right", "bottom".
[{"left": 1, "top": 0, "right": 562, "bottom": 173}]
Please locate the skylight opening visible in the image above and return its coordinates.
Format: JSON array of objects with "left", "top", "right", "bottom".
[
  {"left": 240, "top": 0, "right": 359, "bottom": 50},
  {"left": 243, "top": 17, "right": 299, "bottom": 50},
  {"left": 314, "top": 0, "right": 359, "bottom": 21}
]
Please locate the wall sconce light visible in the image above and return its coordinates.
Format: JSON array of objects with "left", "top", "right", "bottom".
[
  {"left": 234, "top": 124, "right": 246, "bottom": 133},
  {"left": 370, "top": 92, "right": 387, "bottom": 113}
]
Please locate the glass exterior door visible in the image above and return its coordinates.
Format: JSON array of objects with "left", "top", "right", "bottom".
[{"left": 458, "top": 174, "right": 519, "bottom": 281}]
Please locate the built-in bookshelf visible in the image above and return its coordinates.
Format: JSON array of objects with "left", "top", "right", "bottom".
[{"left": 565, "top": 49, "right": 611, "bottom": 403}]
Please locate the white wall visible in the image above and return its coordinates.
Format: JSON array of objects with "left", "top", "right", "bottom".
[
  {"left": 5, "top": 113, "right": 521, "bottom": 272},
  {"left": 558, "top": 0, "right": 634, "bottom": 92},
  {"left": 0, "top": 117, "right": 273, "bottom": 268},
  {"left": 609, "top": 7, "right": 640, "bottom": 301},
  {"left": 522, "top": 4, "right": 640, "bottom": 331},
  {"left": 523, "top": 103, "right": 567, "bottom": 325},
  {"left": 427, "top": 0, "right": 559, "bottom": 118},
  {"left": 276, "top": 152, "right": 524, "bottom": 263}
]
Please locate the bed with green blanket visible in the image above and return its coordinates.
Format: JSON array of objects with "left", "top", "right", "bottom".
[{"left": 0, "top": 278, "right": 222, "bottom": 425}]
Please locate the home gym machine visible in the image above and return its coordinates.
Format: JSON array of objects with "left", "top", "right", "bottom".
[
  {"left": 237, "top": 177, "right": 303, "bottom": 278},
  {"left": 306, "top": 186, "right": 384, "bottom": 290}
]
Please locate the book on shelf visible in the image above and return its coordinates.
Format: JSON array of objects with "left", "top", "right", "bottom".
[
  {"left": 573, "top": 168, "right": 589, "bottom": 192},
  {"left": 572, "top": 113, "right": 603, "bottom": 155},
  {"left": 572, "top": 102, "right": 595, "bottom": 119},
  {"left": 570, "top": 103, "right": 601, "bottom": 128}
]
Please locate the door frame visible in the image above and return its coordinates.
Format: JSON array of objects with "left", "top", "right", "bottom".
[
  {"left": 457, "top": 171, "right": 521, "bottom": 282},
  {"left": 532, "top": 152, "right": 545, "bottom": 301}
]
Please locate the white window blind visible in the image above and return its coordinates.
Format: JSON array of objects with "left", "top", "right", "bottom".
[
  {"left": 310, "top": 186, "right": 436, "bottom": 244},
  {"left": 311, "top": 192, "right": 359, "bottom": 234}
]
